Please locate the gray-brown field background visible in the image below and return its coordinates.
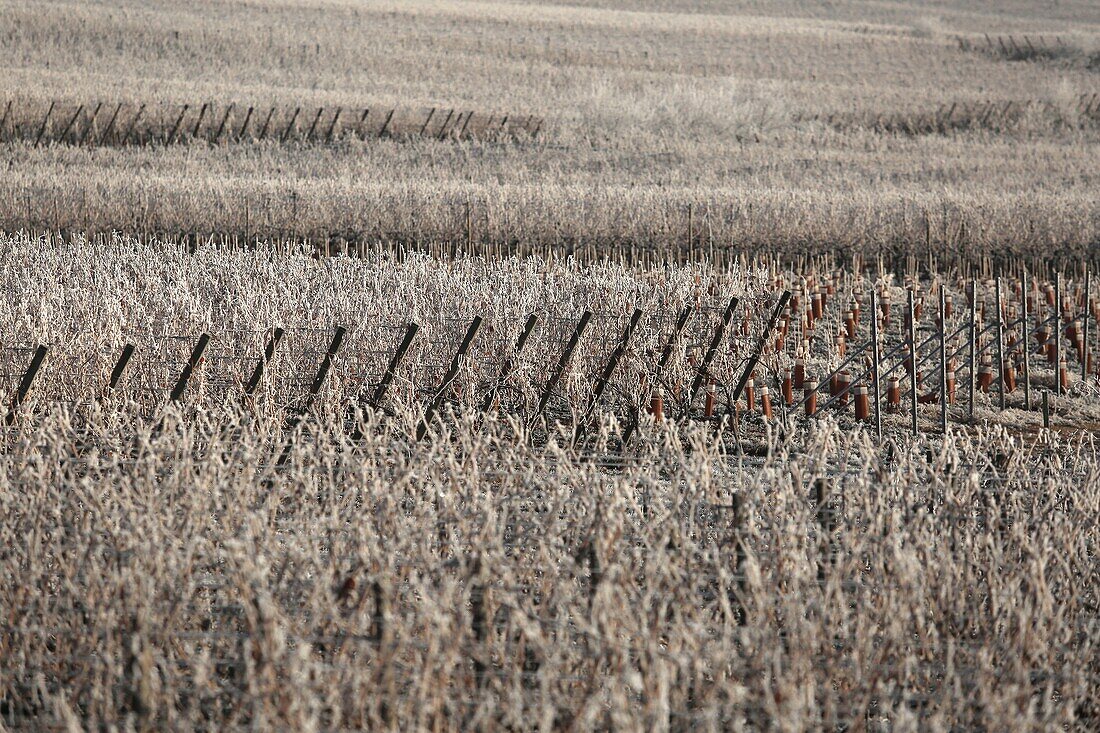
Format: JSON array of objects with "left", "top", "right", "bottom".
[{"left": 2, "top": 0, "right": 1099, "bottom": 262}]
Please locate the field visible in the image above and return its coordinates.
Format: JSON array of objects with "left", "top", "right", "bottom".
[
  {"left": 3, "top": 0, "right": 1100, "bottom": 263},
  {"left": 2, "top": 1, "right": 1100, "bottom": 731}
]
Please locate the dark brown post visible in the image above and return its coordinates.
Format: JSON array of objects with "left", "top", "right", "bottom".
[
  {"left": 305, "top": 326, "right": 346, "bottom": 408},
  {"left": 417, "top": 316, "right": 483, "bottom": 440},
  {"left": 191, "top": 102, "right": 209, "bottom": 138},
  {"left": 306, "top": 106, "right": 324, "bottom": 140},
  {"left": 371, "top": 323, "right": 419, "bottom": 408},
  {"left": 575, "top": 308, "right": 643, "bottom": 443},
  {"left": 325, "top": 107, "right": 341, "bottom": 142},
  {"left": 622, "top": 304, "right": 693, "bottom": 445},
  {"left": 170, "top": 334, "right": 210, "bottom": 401},
  {"left": 436, "top": 109, "right": 455, "bottom": 140},
  {"left": 33, "top": 101, "right": 56, "bottom": 148},
  {"left": 377, "top": 109, "right": 396, "bottom": 138},
  {"left": 281, "top": 106, "right": 301, "bottom": 142},
  {"left": 5, "top": 345, "right": 48, "bottom": 425},
  {"left": 419, "top": 108, "right": 436, "bottom": 136},
  {"left": 167, "top": 104, "right": 190, "bottom": 144},
  {"left": 58, "top": 103, "right": 85, "bottom": 144},
  {"left": 236, "top": 106, "right": 254, "bottom": 141},
  {"left": 80, "top": 102, "right": 102, "bottom": 144},
  {"left": 213, "top": 103, "right": 234, "bottom": 141},
  {"left": 481, "top": 314, "right": 538, "bottom": 413},
  {"left": 257, "top": 106, "right": 275, "bottom": 140},
  {"left": 730, "top": 291, "right": 792, "bottom": 406},
  {"left": 244, "top": 327, "right": 284, "bottom": 394},
  {"left": 121, "top": 104, "right": 145, "bottom": 144},
  {"left": 534, "top": 311, "right": 592, "bottom": 422},
  {"left": 688, "top": 297, "right": 739, "bottom": 407},
  {"left": 99, "top": 102, "right": 123, "bottom": 145},
  {"left": 106, "top": 343, "right": 136, "bottom": 394}
]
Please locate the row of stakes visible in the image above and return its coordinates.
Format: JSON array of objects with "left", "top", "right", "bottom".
[
  {"left": 641, "top": 270, "right": 1096, "bottom": 434},
  {"left": 3, "top": 271, "right": 1092, "bottom": 438}
]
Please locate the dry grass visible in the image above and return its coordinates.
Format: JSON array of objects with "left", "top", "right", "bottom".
[{"left": 2, "top": 0, "right": 1099, "bottom": 260}]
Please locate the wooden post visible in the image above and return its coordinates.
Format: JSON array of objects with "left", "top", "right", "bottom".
[
  {"left": 576, "top": 309, "right": 643, "bottom": 443},
  {"left": 1022, "top": 272, "right": 1031, "bottom": 409},
  {"left": 995, "top": 277, "right": 1005, "bottom": 410},
  {"left": 5, "top": 345, "right": 48, "bottom": 425},
  {"left": 0, "top": 99, "right": 12, "bottom": 142},
  {"left": 939, "top": 288, "right": 948, "bottom": 433},
  {"left": 106, "top": 344, "right": 136, "bottom": 394},
  {"left": 1042, "top": 390, "right": 1050, "bottom": 428},
  {"left": 325, "top": 107, "right": 341, "bottom": 142},
  {"left": 1055, "top": 273, "right": 1062, "bottom": 394},
  {"left": 191, "top": 102, "right": 209, "bottom": 138},
  {"left": 871, "top": 289, "right": 882, "bottom": 439},
  {"left": 281, "top": 106, "right": 301, "bottom": 143},
  {"left": 121, "top": 104, "right": 145, "bottom": 144},
  {"left": 305, "top": 326, "right": 346, "bottom": 408},
  {"left": 622, "top": 304, "right": 693, "bottom": 445},
  {"left": 33, "top": 101, "right": 56, "bottom": 148},
  {"left": 689, "top": 297, "right": 739, "bottom": 407},
  {"left": 1082, "top": 270, "right": 1090, "bottom": 381},
  {"left": 969, "top": 279, "right": 977, "bottom": 420},
  {"left": 481, "top": 314, "right": 538, "bottom": 413},
  {"left": 908, "top": 289, "right": 918, "bottom": 435},
  {"left": 167, "top": 104, "right": 190, "bottom": 144},
  {"left": 417, "top": 317, "right": 483, "bottom": 440},
  {"left": 236, "top": 106, "right": 254, "bottom": 141},
  {"left": 436, "top": 109, "right": 456, "bottom": 140},
  {"left": 99, "top": 102, "right": 123, "bottom": 145},
  {"left": 257, "top": 106, "right": 276, "bottom": 141},
  {"left": 418, "top": 108, "right": 435, "bottom": 137},
  {"left": 370, "top": 323, "right": 419, "bottom": 408},
  {"left": 377, "top": 109, "right": 396, "bottom": 138},
  {"left": 534, "top": 311, "right": 592, "bottom": 422},
  {"left": 244, "top": 327, "right": 285, "bottom": 395},
  {"left": 213, "top": 103, "right": 234, "bottom": 141},
  {"left": 58, "top": 103, "right": 84, "bottom": 144},
  {"left": 306, "top": 106, "right": 324, "bottom": 140},
  {"left": 729, "top": 291, "right": 791, "bottom": 406},
  {"left": 170, "top": 334, "right": 210, "bottom": 402}
]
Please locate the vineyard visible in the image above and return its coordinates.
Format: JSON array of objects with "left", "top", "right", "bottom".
[
  {"left": 4, "top": 0, "right": 1100, "bottom": 729},
  {"left": 0, "top": 99, "right": 543, "bottom": 148},
  {"left": 1, "top": 235, "right": 1098, "bottom": 730}
]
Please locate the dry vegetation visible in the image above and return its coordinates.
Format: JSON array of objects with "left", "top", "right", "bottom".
[
  {"left": 0, "top": 235, "right": 1097, "bottom": 731},
  {"left": 1, "top": 0, "right": 1099, "bottom": 261},
  {"left": 4, "top": 1, "right": 1100, "bottom": 729}
]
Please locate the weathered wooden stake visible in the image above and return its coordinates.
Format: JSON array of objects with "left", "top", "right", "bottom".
[
  {"left": 939, "top": 288, "right": 948, "bottom": 433},
  {"left": 534, "top": 311, "right": 592, "bottom": 422},
  {"left": 689, "top": 297, "right": 739, "bottom": 407},
  {"left": 871, "top": 289, "right": 882, "bottom": 439},
  {"left": 995, "top": 278, "right": 1005, "bottom": 410},
  {"left": 1055, "top": 273, "right": 1063, "bottom": 394},
  {"left": 417, "top": 316, "right": 483, "bottom": 440},
  {"left": 481, "top": 314, "right": 538, "bottom": 413},
  {"left": 1022, "top": 271, "right": 1031, "bottom": 409},
  {"left": 244, "top": 327, "right": 285, "bottom": 395},
  {"left": 170, "top": 334, "right": 210, "bottom": 402},
  {"left": 908, "top": 289, "right": 918, "bottom": 435},
  {"left": 969, "top": 279, "right": 977, "bottom": 419},
  {"left": 106, "top": 343, "right": 136, "bottom": 394},
  {"left": 305, "top": 326, "right": 346, "bottom": 408},
  {"left": 33, "top": 101, "right": 56, "bottom": 148},
  {"left": 575, "top": 309, "right": 643, "bottom": 443},
  {"left": 1082, "top": 270, "right": 1091, "bottom": 381},
  {"left": 5, "top": 345, "right": 48, "bottom": 425}
]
